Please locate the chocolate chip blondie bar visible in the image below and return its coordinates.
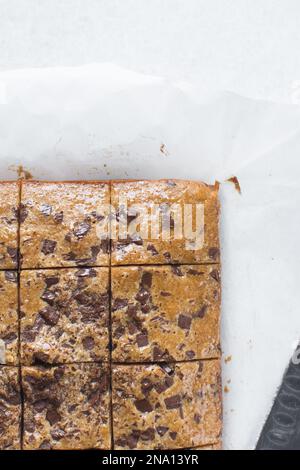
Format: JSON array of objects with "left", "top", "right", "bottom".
[
  {"left": 20, "top": 267, "right": 109, "bottom": 364},
  {"left": 22, "top": 363, "right": 110, "bottom": 449},
  {"left": 112, "top": 361, "right": 222, "bottom": 450},
  {"left": 111, "top": 265, "right": 221, "bottom": 363},
  {"left": 0, "top": 271, "right": 18, "bottom": 365},
  {"left": 0, "top": 182, "right": 19, "bottom": 269},
  {"left": 0, "top": 366, "right": 22, "bottom": 449},
  {"left": 111, "top": 180, "right": 219, "bottom": 265},
  {"left": 20, "top": 181, "right": 110, "bottom": 268}
]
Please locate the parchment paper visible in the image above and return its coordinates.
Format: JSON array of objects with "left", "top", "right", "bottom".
[{"left": 0, "top": 63, "right": 300, "bottom": 449}]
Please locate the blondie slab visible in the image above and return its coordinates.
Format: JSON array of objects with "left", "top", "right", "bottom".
[
  {"left": 111, "top": 180, "right": 219, "bottom": 265},
  {"left": 0, "top": 271, "right": 18, "bottom": 365},
  {"left": 0, "top": 182, "right": 19, "bottom": 269},
  {"left": 112, "top": 265, "right": 221, "bottom": 362},
  {"left": 20, "top": 181, "right": 110, "bottom": 268},
  {"left": 112, "top": 360, "right": 222, "bottom": 450},
  {"left": 22, "top": 363, "right": 111, "bottom": 449},
  {"left": 20, "top": 268, "right": 109, "bottom": 364},
  {"left": 0, "top": 366, "right": 21, "bottom": 450}
]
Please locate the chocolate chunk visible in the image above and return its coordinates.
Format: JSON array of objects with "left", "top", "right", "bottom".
[
  {"left": 73, "top": 222, "right": 91, "bottom": 239},
  {"left": 63, "top": 251, "right": 76, "bottom": 261},
  {"left": 134, "top": 399, "right": 153, "bottom": 413},
  {"left": 91, "top": 245, "right": 101, "bottom": 258},
  {"left": 153, "top": 345, "right": 165, "bottom": 361},
  {"left": 4, "top": 271, "right": 17, "bottom": 283},
  {"left": 127, "top": 321, "right": 139, "bottom": 335},
  {"left": 141, "top": 271, "right": 152, "bottom": 289},
  {"left": 164, "top": 394, "right": 181, "bottom": 409},
  {"left": 141, "top": 378, "right": 153, "bottom": 395},
  {"left": 135, "top": 287, "right": 150, "bottom": 304},
  {"left": 7, "top": 247, "right": 18, "bottom": 263},
  {"left": 159, "top": 364, "right": 175, "bottom": 375},
  {"left": 140, "top": 427, "right": 155, "bottom": 441},
  {"left": 51, "top": 429, "right": 65, "bottom": 441},
  {"left": 20, "top": 204, "right": 28, "bottom": 223},
  {"left": 194, "top": 413, "right": 201, "bottom": 424},
  {"left": 187, "top": 269, "right": 204, "bottom": 276},
  {"left": 160, "top": 291, "right": 171, "bottom": 297},
  {"left": 41, "top": 290, "right": 56, "bottom": 305},
  {"left": 41, "top": 239, "right": 57, "bottom": 255},
  {"left": 193, "top": 305, "right": 208, "bottom": 319},
  {"left": 33, "top": 399, "right": 49, "bottom": 412},
  {"left": 32, "top": 352, "right": 50, "bottom": 365},
  {"left": 24, "top": 419, "right": 35, "bottom": 433},
  {"left": 169, "top": 431, "right": 177, "bottom": 440},
  {"left": 112, "top": 298, "right": 128, "bottom": 311},
  {"left": 154, "top": 376, "right": 174, "bottom": 394},
  {"left": 208, "top": 247, "right": 220, "bottom": 260},
  {"left": 163, "top": 252, "right": 171, "bottom": 261},
  {"left": 177, "top": 314, "right": 192, "bottom": 330},
  {"left": 75, "top": 268, "right": 97, "bottom": 278},
  {"left": 157, "top": 426, "right": 169, "bottom": 436},
  {"left": 210, "top": 269, "right": 220, "bottom": 282},
  {"left": 114, "top": 325, "right": 125, "bottom": 339},
  {"left": 54, "top": 368, "right": 64, "bottom": 381},
  {"left": 147, "top": 244, "right": 158, "bottom": 256},
  {"left": 39, "top": 440, "right": 51, "bottom": 450},
  {"left": 186, "top": 350, "right": 195, "bottom": 359},
  {"left": 171, "top": 265, "right": 184, "bottom": 276},
  {"left": 46, "top": 409, "right": 61, "bottom": 425},
  {"left": 53, "top": 211, "right": 64, "bottom": 223},
  {"left": 44, "top": 276, "right": 59, "bottom": 288},
  {"left": 40, "top": 204, "right": 52, "bottom": 216},
  {"left": 100, "top": 239, "right": 109, "bottom": 254},
  {"left": 125, "top": 430, "right": 140, "bottom": 449},
  {"left": 2, "top": 332, "right": 17, "bottom": 343},
  {"left": 39, "top": 306, "right": 60, "bottom": 326},
  {"left": 82, "top": 336, "right": 95, "bottom": 350},
  {"left": 127, "top": 305, "right": 138, "bottom": 317},
  {"left": 136, "top": 333, "right": 148, "bottom": 348}
]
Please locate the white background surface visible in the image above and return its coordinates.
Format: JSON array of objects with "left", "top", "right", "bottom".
[{"left": 1, "top": 0, "right": 300, "bottom": 104}]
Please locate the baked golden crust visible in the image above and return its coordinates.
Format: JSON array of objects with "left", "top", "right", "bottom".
[
  {"left": 111, "top": 180, "right": 220, "bottom": 265},
  {"left": 0, "top": 366, "right": 21, "bottom": 450},
  {"left": 112, "top": 360, "right": 222, "bottom": 450},
  {"left": 22, "top": 363, "right": 111, "bottom": 450},
  {"left": 190, "top": 441, "right": 222, "bottom": 450},
  {"left": 0, "top": 182, "right": 19, "bottom": 269},
  {"left": 0, "top": 271, "right": 18, "bottom": 365},
  {"left": 20, "top": 181, "right": 110, "bottom": 268},
  {"left": 20, "top": 268, "right": 109, "bottom": 364},
  {"left": 112, "top": 265, "right": 221, "bottom": 362}
]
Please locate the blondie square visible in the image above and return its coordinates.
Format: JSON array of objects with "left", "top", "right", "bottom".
[
  {"left": 20, "top": 181, "right": 110, "bottom": 268},
  {"left": 111, "top": 180, "right": 219, "bottom": 265},
  {"left": 0, "top": 182, "right": 19, "bottom": 269},
  {"left": 0, "top": 271, "right": 18, "bottom": 365},
  {"left": 20, "top": 267, "right": 109, "bottom": 364},
  {"left": 22, "top": 363, "right": 111, "bottom": 449},
  {"left": 112, "top": 360, "right": 222, "bottom": 450},
  {"left": 112, "top": 265, "right": 221, "bottom": 362},
  {"left": 0, "top": 366, "right": 21, "bottom": 450}
]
